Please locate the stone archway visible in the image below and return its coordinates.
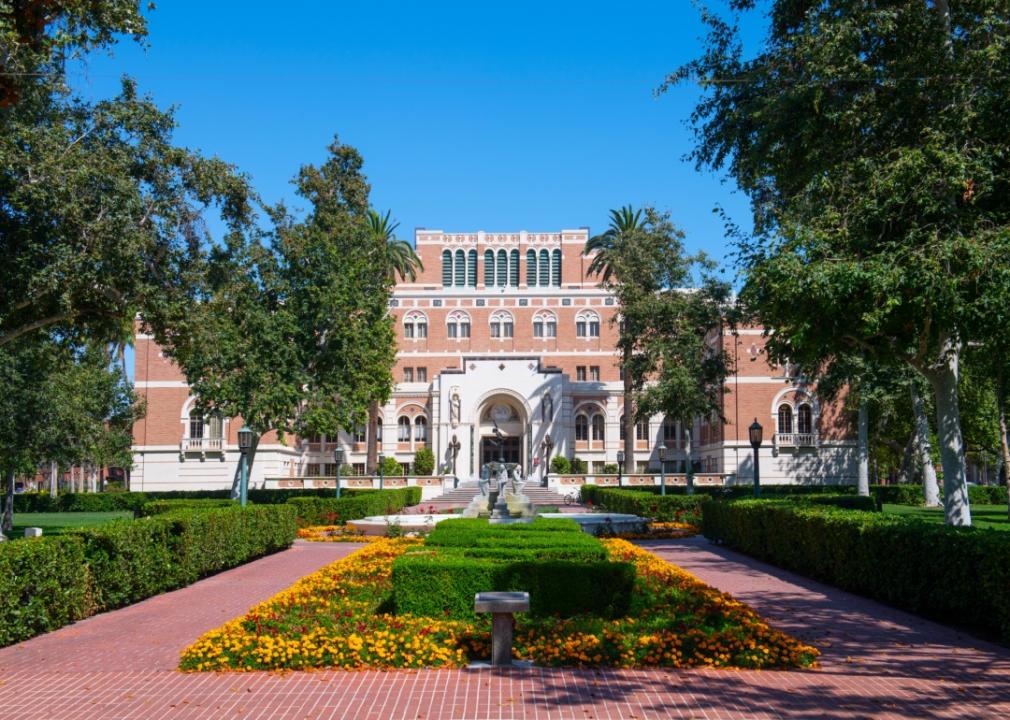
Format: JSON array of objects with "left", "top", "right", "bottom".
[{"left": 476, "top": 394, "right": 528, "bottom": 469}]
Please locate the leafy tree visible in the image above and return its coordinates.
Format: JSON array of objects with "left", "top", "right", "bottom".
[
  {"left": 550, "top": 455, "right": 571, "bottom": 474},
  {"left": 671, "top": 0, "right": 1010, "bottom": 524},
  {"left": 379, "top": 455, "right": 403, "bottom": 477},
  {"left": 157, "top": 138, "right": 396, "bottom": 493},
  {"left": 363, "top": 209, "right": 422, "bottom": 473},
  {"left": 413, "top": 447, "right": 435, "bottom": 476},
  {"left": 584, "top": 206, "right": 644, "bottom": 475},
  {"left": 610, "top": 210, "right": 733, "bottom": 494}
]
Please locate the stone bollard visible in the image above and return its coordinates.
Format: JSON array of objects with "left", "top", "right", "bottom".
[
  {"left": 24, "top": 527, "right": 43, "bottom": 538},
  {"left": 474, "top": 591, "right": 530, "bottom": 667}
]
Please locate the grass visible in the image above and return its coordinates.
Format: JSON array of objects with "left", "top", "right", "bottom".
[
  {"left": 10, "top": 511, "right": 133, "bottom": 537},
  {"left": 882, "top": 503, "right": 1010, "bottom": 531}
]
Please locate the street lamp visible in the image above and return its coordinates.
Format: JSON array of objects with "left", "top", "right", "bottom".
[
  {"left": 749, "top": 418, "right": 763, "bottom": 498},
  {"left": 540, "top": 435, "right": 554, "bottom": 487},
  {"left": 616, "top": 449, "right": 625, "bottom": 487},
  {"left": 237, "top": 425, "right": 255, "bottom": 507},
  {"left": 449, "top": 435, "right": 461, "bottom": 488},
  {"left": 658, "top": 443, "right": 668, "bottom": 496},
  {"left": 333, "top": 445, "right": 344, "bottom": 499},
  {"left": 377, "top": 453, "right": 385, "bottom": 490}
]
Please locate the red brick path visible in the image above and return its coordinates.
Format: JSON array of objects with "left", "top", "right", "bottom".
[{"left": 1, "top": 537, "right": 1008, "bottom": 719}]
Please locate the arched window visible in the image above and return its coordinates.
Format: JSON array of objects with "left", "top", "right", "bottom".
[
  {"left": 591, "top": 413, "right": 605, "bottom": 442},
  {"left": 414, "top": 416, "right": 427, "bottom": 442},
  {"left": 397, "top": 416, "right": 411, "bottom": 442},
  {"left": 663, "top": 416, "right": 677, "bottom": 445},
  {"left": 496, "top": 249, "right": 507, "bottom": 286},
  {"left": 353, "top": 424, "right": 366, "bottom": 443},
  {"left": 509, "top": 249, "right": 520, "bottom": 286},
  {"left": 575, "top": 414, "right": 589, "bottom": 441},
  {"left": 484, "top": 249, "right": 495, "bottom": 286},
  {"left": 636, "top": 418, "right": 650, "bottom": 441},
  {"left": 446, "top": 310, "right": 470, "bottom": 340},
  {"left": 403, "top": 312, "right": 427, "bottom": 339},
  {"left": 467, "top": 249, "right": 477, "bottom": 287},
  {"left": 489, "top": 310, "right": 514, "bottom": 339},
  {"left": 778, "top": 404, "right": 793, "bottom": 435},
  {"left": 538, "top": 249, "right": 549, "bottom": 286},
  {"left": 532, "top": 311, "right": 557, "bottom": 338},
  {"left": 552, "top": 248, "right": 562, "bottom": 286},
  {"left": 576, "top": 311, "right": 600, "bottom": 338},
  {"left": 526, "top": 249, "right": 537, "bottom": 286},
  {"left": 797, "top": 404, "right": 813, "bottom": 435},
  {"left": 454, "top": 249, "right": 465, "bottom": 286},
  {"left": 441, "top": 250, "right": 452, "bottom": 286}
]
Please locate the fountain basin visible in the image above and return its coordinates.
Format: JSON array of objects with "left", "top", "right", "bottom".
[
  {"left": 346, "top": 514, "right": 456, "bottom": 536},
  {"left": 538, "top": 513, "right": 647, "bottom": 534}
]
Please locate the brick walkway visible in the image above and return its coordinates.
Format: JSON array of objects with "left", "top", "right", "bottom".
[{"left": 1, "top": 537, "right": 1008, "bottom": 719}]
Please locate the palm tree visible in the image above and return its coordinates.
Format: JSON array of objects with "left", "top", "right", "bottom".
[
  {"left": 584, "top": 205, "right": 644, "bottom": 475},
  {"left": 365, "top": 209, "right": 423, "bottom": 473}
]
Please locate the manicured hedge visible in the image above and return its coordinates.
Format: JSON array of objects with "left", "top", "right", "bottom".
[
  {"left": 0, "top": 504, "right": 297, "bottom": 648},
  {"left": 580, "top": 487, "right": 705, "bottom": 524},
  {"left": 393, "top": 518, "right": 634, "bottom": 619},
  {"left": 871, "top": 484, "right": 1009, "bottom": 507},
  {"left": 702, "top": 499, "right": 1010, "bottom": 643},
  {"left": 285, "top": 487, "right": 422, "bottom": 526},
  {"left": 142, "top": 498, "right": 238, "bottom": 516},
  {"left": 0, "top": 536, "right": 92, "bottom": 646}
]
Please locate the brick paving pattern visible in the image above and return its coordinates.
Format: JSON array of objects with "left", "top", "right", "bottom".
[{"left": 1, "top": 537, "right": 1008, "bottom": 719}]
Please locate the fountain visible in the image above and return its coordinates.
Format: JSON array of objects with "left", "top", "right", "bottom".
[{"left": 461, "top": 461, "right": 535, "bottom": 522}]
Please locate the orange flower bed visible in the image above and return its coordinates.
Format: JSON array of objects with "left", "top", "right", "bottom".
[
  {"left": 180, "top": 537, "right": 817, "bottom": 671},
  {"left": 297, "top": 525, "right": 383, "bottom": 543}
]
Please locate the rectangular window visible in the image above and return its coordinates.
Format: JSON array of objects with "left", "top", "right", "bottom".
[
  {"left": 533, "top": 321, "right": 543, "bottom": 338},
  {"left": 324, "top": 463, "right": 337, "bottom": 477},
  {"left": 189, "top": 417, "right": 204, "bottom": 439},
  {"left": 490, "top": 322, "right": 500, "bottom": 338},
  {"left": 576, "top": 366, "right": 586, "bottom": 382},
  {"left": 416, "top": 323, "right": 427, "bottom": 338},
  {"left": 460, "top": 322, "right": 470, "bottom": 338},
  {"left": 404, "top": 323, "right": 414, "bottom": 339},
  {"left": 306, "top": 463, "right": 321, "bottom": 477},
  {"left": 576, "top": 321, "right": 586, "bottom": 337},
  {"left": 447, "top": 322, "right": 457, "bottom": 338},
  {"left": 503, "top": 322, "right": 513, "bottom": 338},
  {"left": 590, "top": 366, "right": 600, "bottom": 381},
  {"left": 636, "top": 419, "right": 650, "bottom": 440},
  {"left": 416, "top": 367, "right": 427, "bottom": 382},
  {"left": 546, "top": 321, "right": 557, "bottom": 337},
  {"left": 352, "top": 463, "right": 365, "bottom": 475},
  {"left": 353, "top": 425, "right": 366, "bottom": 443},
  {"left": 403, "top": 367, "right": 413, "bottom": 382},
  {"left": 589, "top": 321, "right": 600, "bottom": 337}
]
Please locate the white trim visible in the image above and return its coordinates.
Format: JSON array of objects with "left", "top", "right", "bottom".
[
  {"left": 726, "top": 376, "right": 795, "bottom": 384},
  {"left": 396, "top": 350, "right": 620, "bottom": 357},
  {"left": 134, "top": 380, "right": 189, "bottom": 389}
]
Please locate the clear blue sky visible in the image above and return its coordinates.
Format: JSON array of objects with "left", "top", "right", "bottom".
[{"left": 71, "top": 1, "right": 767, "bottom": 280}]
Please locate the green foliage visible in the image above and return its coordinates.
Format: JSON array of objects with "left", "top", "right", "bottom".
[
  {"left": 412, "top": 447, "right": 435, "bottom": 476},
  {"left": 141, "top": 499, "right": 238, "bottom": 516},
  {"left": 549, "top": 456, "right": 571, "bottom": 474},
  {"left": 0, "top": 504, "right": 296, "bottom": 647},
  {"left": 873, "top": 484, "right": 1008, "bottom": 507},
  {"left": 570, "top": 457, "right": 588, "bottom": 474},
  {"left": 285, "top": 487, "right": 420, "bottom": 526},
  {"left": 392, "top": 519, "right": 634, "bottom": 619},
  {"left": 701, "top": 499, "right": 1010, "bottom": 642},
  {"left": 0, "top": 536, "right": 92, "bottom": 646},
  {"left": 585, "top": 488, "right": 705, "bottom": 524},
  {"left": 379, "top": 455, "right": 404, "bottom": 476},
  {"left": 601, "top": 464, "right": 619, "bottom": 475}
]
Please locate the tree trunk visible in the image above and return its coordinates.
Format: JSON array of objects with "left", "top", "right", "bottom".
[
  {"left": 911, "top": 382, "right": 941, "bottom": 507},
  {"left": 2, "top": 469, "right": 14, "bottom": 535},
  {"left": 623, "top": 367, "right": 635, "bottom": 475},
  {"left": 857, "top": 400, "right": 869, "bottom": 496},
  {"left": 366, "top": 399, "right": 380, "bottom": 475},
  {"left": 925, "top": 346, "right": 971, "bottom": 525},
  {"left": 683, "top": 425, "right": 694, "bottom": 494},
  {"left": 997, "top": 383, "right": 1010, "bottom": 520},
  {"left": 49, "top": 460, "right": 57, "bottom": 498},
  {"left": 896, "top": 430, "right": 916, "bottom": 484}
]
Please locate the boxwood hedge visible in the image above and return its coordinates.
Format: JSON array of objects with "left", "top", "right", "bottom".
[
  {"left": 872, "top": 484, "right": 1009, "bottom": 507},
  {"left": 702, "top": 499, "right": 1010, "bottom": 643},
  {"left": 284, "top": 487, "right": 421, "bottom": 526}
]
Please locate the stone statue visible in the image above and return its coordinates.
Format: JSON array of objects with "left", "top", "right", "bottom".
[
  {"left": 450, "top": 392, "right": 461, "bottom": 427},
  {"left": 509, "top": 465, "right": 525, "bottom": 495},
  {"left": 478, "top": 464, "right": 491, "bottom": 496}
]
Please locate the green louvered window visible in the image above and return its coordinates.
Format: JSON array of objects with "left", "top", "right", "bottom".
[
  {"left": 526, "top": 249, "right": 537, "bottom": 286},
  {"left": 552, "top": 249, "right": 562, "bottom": 286},
  {"left": 467, "top": 250, "right": 477, "bottom": 287},
  {"left": 539, "top": 249, "right": 549, "bottom": 286},
  {"left": 442, "top": 250, "right": 452, "bottom": 286},
  {"left": 496, "top": 249, "right": 507, "bottom": 286},
  {"left": 509, "top": 249, "right": 519, "bottom": 287},
  {"left": 484, "top": 250, "right": 495, "bottom": 286},
  {"left": 454, "top": 249, "right": 465, "bottom": 286}
]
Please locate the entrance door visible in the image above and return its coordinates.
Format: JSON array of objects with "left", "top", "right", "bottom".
[{"left": 480, "top": 436, "right": 521, "bottom": 466}]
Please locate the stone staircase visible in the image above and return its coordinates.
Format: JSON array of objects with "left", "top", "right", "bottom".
[{"left": 423, "top": 481, "right": 570, "bottom": 507}]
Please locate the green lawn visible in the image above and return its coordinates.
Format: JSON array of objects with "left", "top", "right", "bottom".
[
  {"left": 882, "top": 503, "right": 1010, "bottom": 531},
  {"left": 10, "top": 511, "right": 133, "bottom": 537}
]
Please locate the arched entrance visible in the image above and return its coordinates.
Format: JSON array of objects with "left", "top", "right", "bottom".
[{"left": 477, "top": 395, "right": 527, "bottom": 469}]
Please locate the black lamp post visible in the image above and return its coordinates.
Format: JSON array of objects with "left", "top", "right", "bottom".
[
  {"left": 540, "top": 434, "right": 554, "bottom": 487},
  {"left": 377, "top": 453, "right": 385, "bottom": 490},
  {"left": 616, "top": 449, "right": 624, "bottom": 487},
  {"left": 449, "top": 435, "right": 461, "bottom": 488},
  {"left": 658, "top": 443, "right": 668, "bottom": 496},
  {"left": 333, "top": 445, "right": 344, "bottom": 499},
  {"left": 237, "top": 425, "right": 255, "bottom": 507},
  {"left": 749, "top": 418, "right": 763, "bottom": 498}
]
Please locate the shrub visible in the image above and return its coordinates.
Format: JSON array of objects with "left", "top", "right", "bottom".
[
  {"left": 870, "top": 483, "right": 1008, "bottom": 507},
  {"left": 413, "top": 447, "right": 435, "bottom": 476},
  {"left": 570, "top": 457, "right": 588, "bottom": 474},
  {"left": 587, "top": 488, "right": 706, "bottom": 524},
  {"left": 702, "top": 499, "right": 1010, "bottom": 643},
  {"left": 0, "top": 536, "right": 92, "bottom": 646},
  {"left": 142, "top": 498, "right": 237, "bottom": 516},
  {"left": 601, "top": 463, "right": 619, "bottom": 475},
  {"left": 550, "top": 456, "right": 571, "bottom": 474},
  {"left": 285, "top": 487, "right": 421, "bottom": 526},
  {"left": 379, "top": 456, "right": 404, "bottom": 476}
]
